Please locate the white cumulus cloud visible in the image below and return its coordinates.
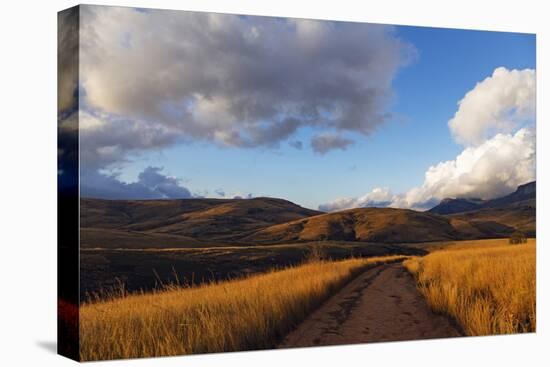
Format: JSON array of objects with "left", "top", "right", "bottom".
[
  {"left": 320, "top": 67, "right": 536, "bottom": 212},
  {"left": 390, "top": 128, "right": 535, "bottom": 209},
  {"left": 448, "top": 67, "right": 535, "bottom": 146}
]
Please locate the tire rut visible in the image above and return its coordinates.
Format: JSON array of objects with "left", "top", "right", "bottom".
[{"left": 279, "top": 262, "right": 462, "bottom": 348}]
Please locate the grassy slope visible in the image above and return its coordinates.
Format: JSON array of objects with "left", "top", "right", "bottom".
[
  {"left": 80, "top": 255, "right": 406, "bottom": 361},
  {"left": 80, "top": 197, "right": 321, "bottom": 248},
  {"left": 80, "top": 228, "right": 207, "bottom": 249},
  {"left": 245, "top": 207, "right": 460, "bottom": 244},
  {"left": 449, "top": 206, "right": 535, "bottom": 237},
  {"left": 81, "top": 197, "right": 535, "bottom": 248},
  {"left": 404, "top": 239, "right": 536, "bottom": 335}
]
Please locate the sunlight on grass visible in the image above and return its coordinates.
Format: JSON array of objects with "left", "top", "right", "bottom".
[
  {"left": 404, "top": 239, "right": 535, "bottom": 336},
  {"left": 80, "top": 255, "right": 406, "bottom": 361}
]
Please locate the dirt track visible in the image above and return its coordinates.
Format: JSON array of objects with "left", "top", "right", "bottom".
[{"left": 280, "top": 262, "right": 462, "bottom": 348}]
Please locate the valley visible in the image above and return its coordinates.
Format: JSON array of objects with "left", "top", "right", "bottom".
[{"left": 80, "top": 181, "right": 535, "bottom": 297}]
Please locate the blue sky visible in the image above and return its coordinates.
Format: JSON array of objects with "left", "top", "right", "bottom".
[
  {"left": 77, "top": 7, "right": 536, "bottom": 210},
  {"left": 114, "top": 24, "right": 535, "bottom": 209}
]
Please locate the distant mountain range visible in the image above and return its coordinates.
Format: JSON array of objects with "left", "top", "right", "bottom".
[
  {"left": 80, "top": 181, "right": 535, "bottom": 248},
  {"left": 428, "top": 181, "right": 535, "bottom": 215}
]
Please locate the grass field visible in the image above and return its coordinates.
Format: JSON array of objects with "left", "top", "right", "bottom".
[
  {"left": 404, "top": 239, "right": 536, "bottom": 336},
  {"left": 80, "top": 255, "right": 406, "bottom": 361},
  {"left": 80, "top": 241, "right": 422, "bottom": 300}
]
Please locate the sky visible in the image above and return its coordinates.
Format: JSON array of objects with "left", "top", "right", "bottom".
[{"left": 65, "top": 5, "right": 536, "bottom": 210}]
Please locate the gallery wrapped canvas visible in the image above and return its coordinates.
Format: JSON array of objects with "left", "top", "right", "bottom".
[{"left": 58, "top": 4, "right": 536, "bottom": 362}]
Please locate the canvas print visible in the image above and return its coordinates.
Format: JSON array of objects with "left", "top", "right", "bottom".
[{"left": 58, "top": 5, "right": 536, "bottom": 362}]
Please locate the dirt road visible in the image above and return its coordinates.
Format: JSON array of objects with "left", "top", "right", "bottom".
[{"left": 280, "top": 262, "right": 462, "bottom": 348}]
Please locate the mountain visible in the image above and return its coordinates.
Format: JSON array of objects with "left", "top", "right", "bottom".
[
  {"left": 80, "top": 197, "right": 321, "bottom": 248},
  {"left": 429, "top": 181, "right": 535, "bottom": 215},
  {"left": 482, "top": 181, "right": 536, "bottom": 209},
  {"left": 448, "top": 205, "right": 535, "bottom": 238},
  {"left": 242, "top": 208, "right": 461, "bottom": 244},
  {"left": 427, "top": 198, "right": 485, "bottom": 215},
  {"left": 428, "top": 181, "right": 536, "bottom": 237},
  {"left": 81, "top": 182, "right": 535, "bottom": 249}
]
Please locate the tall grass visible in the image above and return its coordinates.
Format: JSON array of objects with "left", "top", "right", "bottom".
[
  {"left": 404, "top": 239, "right": 535, "bottom": 336},
  {"left": 80, "top": 255, "right": 406, "bottom": 361}
]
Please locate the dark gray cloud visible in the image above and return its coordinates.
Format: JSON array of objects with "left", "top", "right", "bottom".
[
  {"left": 58, "top": 7, "right": 80, "bottom": 192},
  {"left": 58, "top": 7, "right": 79, "bottom": 116},
  {"left": 76, "top": 6, "right": 413, "bottom": 201},
  {"left": 81, "top": 166, "right": 192, "bottom": 200},
  {"left": 79, "top": 111, "right": 179, "bottom": 169},
  {"left": 79, "top": 6, "right": 413, "bottom": 166},
  {"left": 311, "top": 133, "right": 354, "bottom": 154}
]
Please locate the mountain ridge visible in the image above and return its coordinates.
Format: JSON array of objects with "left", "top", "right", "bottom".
[
  {"left": 428, "top": 181, "right": 535, "bottom": 215},
  {"left": 81, "top": 182, "right": 535, "bottom": 248},
  {"left": 80, "top": 196, "right": 322, "bottom": 248}
]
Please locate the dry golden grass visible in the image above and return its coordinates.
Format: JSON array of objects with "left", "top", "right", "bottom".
[
  {"left": 80, "top": 255, "right": 406, "bottom": 361},
  {"left": 248, "top": 207, "right": 459, "bottom": 244},
  {"left": 404, "top": 239, "right": 535, "bottom": 336}
]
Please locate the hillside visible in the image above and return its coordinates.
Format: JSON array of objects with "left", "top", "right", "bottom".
[
  {"left": 81, "top": 181, "right": 535, "bottom": 248},
  {"left": 448, "top": 206, "right": 535, "bottom": 238},
  {"left": 243, "top": 208, "right": 461, "bottom": 244},
  {"left": 428, "top": 198, "right": 485, "bottom": 215},
  {"left": 428, "top": 181, "right": 535, "bottom": 238},
  {"left": 80, "top": 197, "right": 321, "bottom": 248}
]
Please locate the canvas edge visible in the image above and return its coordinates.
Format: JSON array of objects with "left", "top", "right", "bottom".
[{"left": 57, "top": 4, "right": 81, "bottom": 362}]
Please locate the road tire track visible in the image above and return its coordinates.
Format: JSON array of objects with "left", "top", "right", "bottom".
[{"left": 279, "top": 262, "right": 462, "bottom": 348}]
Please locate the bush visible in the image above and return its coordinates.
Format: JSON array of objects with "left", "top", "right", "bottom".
[{"left": 509, "top": 231, "right": 528, "bottom": 244}]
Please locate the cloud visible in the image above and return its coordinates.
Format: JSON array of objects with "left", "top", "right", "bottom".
[
  {"left": 81, "top": 166, "right": 192, "bottom": 200},
  {"left": 233, "top": 193, "right": 254, "bottom": 200},
  {"left": 79, "top": 110, "right": 179, "bottom": 169},
  {"left": 319, "top": 187, "right": 393, "bottom": 212},
  {"left": 58, "top": 8, "right": 80, "bottom": 191},
  {"left": 449, "top": 67, "right": 535, "bottom": 146},
  {"left": 320, "top": 129, "right": 535, "bottom": 211},
  {"left": 137, "top": 167, "right": 192, "bottom": 198},
  {"left": 214, "top": 189, "right": 254, "bottom": 200},
  {"left": 390, "top": 128, "right": 535, "bottom": 209},
  {"left": 75, "top": 6, "right": 414, "bottom": 201},
  {"left": 79, "top": 6, "right": 413, "bottom": 163},
  {"left": 311, "top": 133, "right": 354, "bottom": 154},
  {"left": 58, "top": 7, "right": 79, "bottom": 116},
  {"left": 320, "top": 67, "right": 536, "bottom": 211}
]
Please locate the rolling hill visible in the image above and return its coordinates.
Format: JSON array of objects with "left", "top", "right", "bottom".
[
  {"left": 242, "top": 207, "right": 460, "bottom": 244},
  {"left": 428, "top": 181, "right": 535, "bottom": 237},
  {"left": 448, "top": 205, "right": 535, "bottom": 238},
  {"left": 81, "top": 182, "right": 535, "bottom": 248},
  {"left": 80, "top": 197, "right": 321, "bottom": 248}
]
